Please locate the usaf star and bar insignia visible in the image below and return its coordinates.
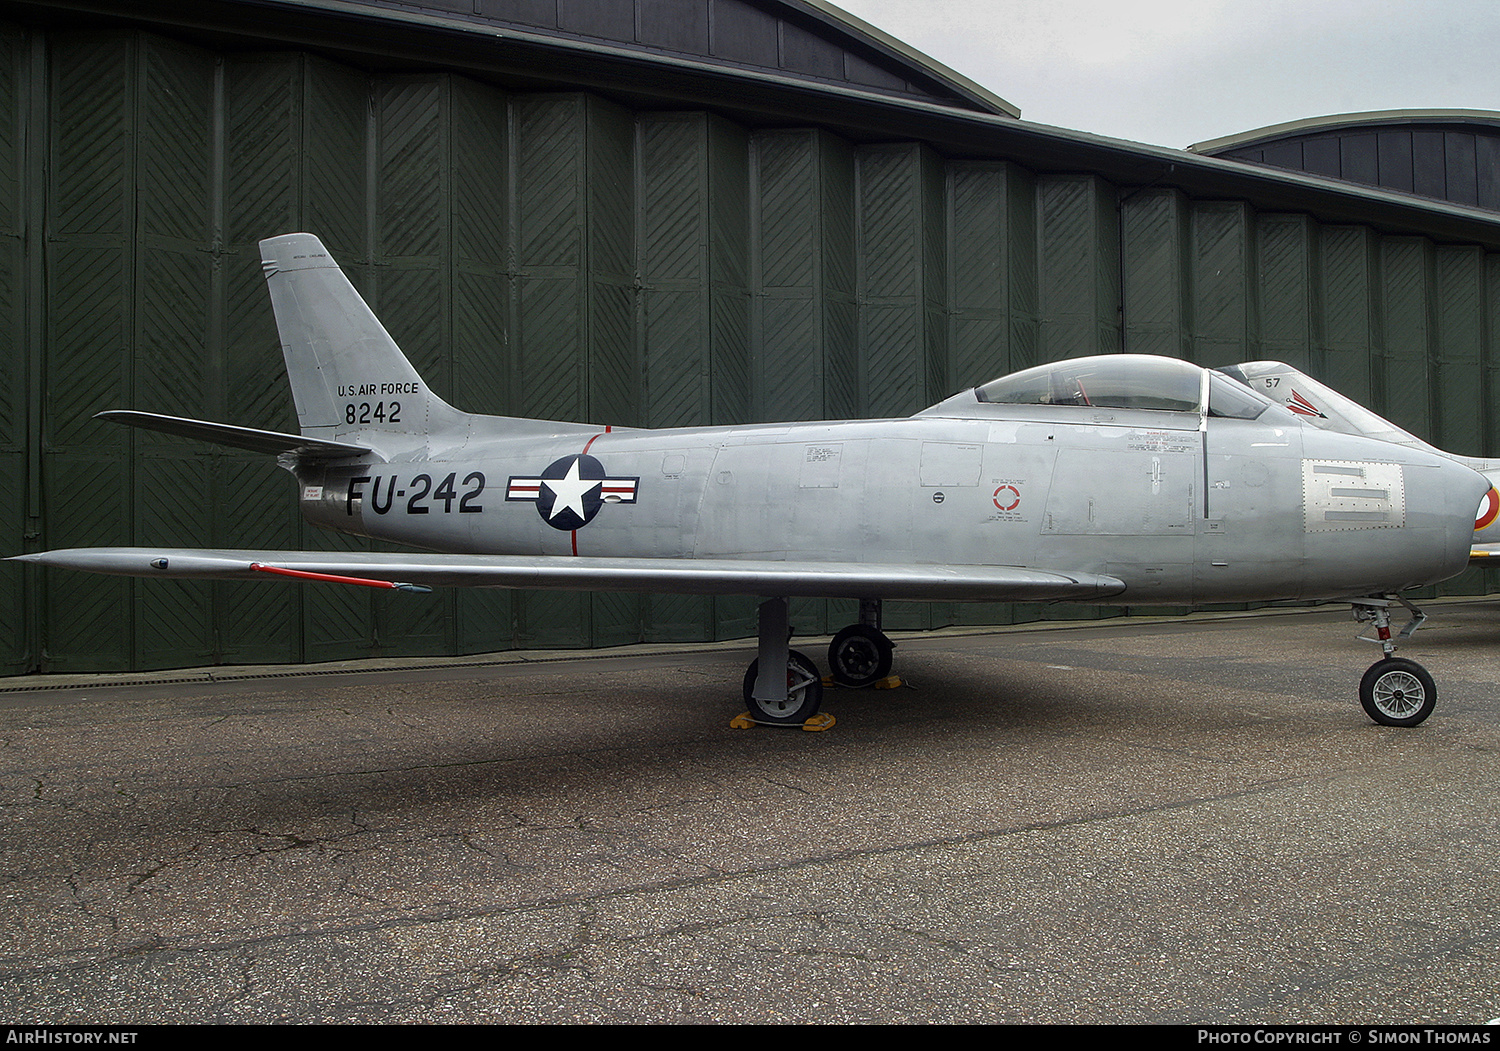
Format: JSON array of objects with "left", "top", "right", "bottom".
[{"left": 507, "top": 454, "right": 639, "bottom": 531}]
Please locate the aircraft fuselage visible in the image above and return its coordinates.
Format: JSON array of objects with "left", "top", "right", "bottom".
[{"left": 298, "top": 400, "right": 1477, "bottom": 608}]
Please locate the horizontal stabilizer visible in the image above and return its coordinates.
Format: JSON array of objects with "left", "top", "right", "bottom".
[
  {"left": 96, "top": 411, "right": 373, "bottom": 458},
  {"left": 9, "top": 548, "right": 1128, "bottom": 604}
]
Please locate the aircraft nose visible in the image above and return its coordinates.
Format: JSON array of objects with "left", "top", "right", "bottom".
[
  {"left": 1302, "top": 428, "right": 1493, "bottom": 595},
  {"left": 1440, "top": 456, "right": 1493, "bottom": 570}
]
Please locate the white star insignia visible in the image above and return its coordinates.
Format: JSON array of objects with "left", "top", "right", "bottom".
[{"left": 541, "top": 457, "right": 601, "bottom": 523}]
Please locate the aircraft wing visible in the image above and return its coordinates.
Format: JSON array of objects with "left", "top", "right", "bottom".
[
  {"left": 8, "top": 548, "right": 1126, "bottom": 603},
  {"left": 1471, "top": 544, "right": 1500, "bottom": 563}
]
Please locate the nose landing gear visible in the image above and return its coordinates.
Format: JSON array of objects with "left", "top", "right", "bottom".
[{"left": 1351, "top": 596, "right": 1436, "bottom": 727}]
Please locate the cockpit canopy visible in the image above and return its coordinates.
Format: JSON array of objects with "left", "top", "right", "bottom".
[{"left": 972, "top": 354, "right": 1275, "bottom": 420}]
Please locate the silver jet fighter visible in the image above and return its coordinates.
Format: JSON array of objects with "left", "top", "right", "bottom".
[{"left": 10, "top": 235, "right": 1491, "bottom": 728}]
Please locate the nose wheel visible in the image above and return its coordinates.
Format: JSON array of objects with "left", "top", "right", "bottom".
[
  {"left": 1360, "top": 658, "right": 1436, "bottom": 727},
  {"left": 1351, "top": 596, "right": 1436, "bottom": 727}
]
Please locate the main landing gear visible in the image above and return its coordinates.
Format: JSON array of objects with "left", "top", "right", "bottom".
[
  {"left": 827, "top": 598, "right": 895, "bottom": 688},
  {"left": 739, "top": 597, "right": 899, "bottom": 727},
  {"left": 1351, "top": 596, "right": 1436, "bottom": 727},
  {"left": 741, "top": 597, "right": 825, "bottom": 726}
]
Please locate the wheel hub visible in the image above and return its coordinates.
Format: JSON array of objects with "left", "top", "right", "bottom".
[
  {"left": 1374, "top": 672, "right": 1422, "bottom": 717},
  {"left": 840, "top": 640, "right": 880, "bottom": 677}
]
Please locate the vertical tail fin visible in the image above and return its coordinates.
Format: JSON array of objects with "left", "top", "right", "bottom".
[{"left": 259, "top": 233, "right": 467, "bottom": 450}]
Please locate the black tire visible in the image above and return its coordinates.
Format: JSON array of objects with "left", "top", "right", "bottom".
[
  {"left": 827, "top": 624, "right": 894, "bottom": 688},
  {"left": 742, "top": 649, "right": 823, "bottom": 724},
  {"left": 1360, "top": 657, "right": 1436, "bottom": 727}
]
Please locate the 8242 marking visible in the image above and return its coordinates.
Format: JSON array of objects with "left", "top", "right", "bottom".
[{"left": 345, "top": 401, "right": 401, "bottom": 425}]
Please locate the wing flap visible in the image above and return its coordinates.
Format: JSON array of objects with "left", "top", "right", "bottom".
[{"left": 9, "top": 548, "right": 1127, "bottom": 603}]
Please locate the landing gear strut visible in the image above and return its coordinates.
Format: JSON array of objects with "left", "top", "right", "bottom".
[
  {"left": 1351, "top": 596, "right": 1436, "bottom": 727},
  {"left": 827, "top": 598, "right": 895, "bottom": 688},
  {"left": 741, "top": 597, "right": 824, "bottom": 725}
]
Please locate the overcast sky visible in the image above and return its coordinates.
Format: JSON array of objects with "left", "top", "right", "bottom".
[{"left": 832, "top": 0, "right": 1500, "bottom": 149}]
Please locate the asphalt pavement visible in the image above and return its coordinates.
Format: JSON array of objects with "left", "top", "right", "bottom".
[{"left": 2, "top": 600, "right": 1499, "bottom": 1023}]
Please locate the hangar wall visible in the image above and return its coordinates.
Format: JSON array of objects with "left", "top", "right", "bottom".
[{"left": 2, "top": 24, "right": 1496, "bottom": 673}]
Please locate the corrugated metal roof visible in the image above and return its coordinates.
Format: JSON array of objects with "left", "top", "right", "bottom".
[
  {"left": 792, "top": 0, "right": 1019, "bottom": 116},
  {"left": 1188, "top": 109, "right": 1500, "bottom": 215},
  {"left": 243, "top": 0, "right": 1021, "bottom": 115},
  {"left": 1189, "top": 108, "right": 1500, "bottom": 153}
]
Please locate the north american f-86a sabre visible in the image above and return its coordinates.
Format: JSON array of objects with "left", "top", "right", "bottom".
[{"left": 9, "top": 234, "right": 1490, "bottom": 728}]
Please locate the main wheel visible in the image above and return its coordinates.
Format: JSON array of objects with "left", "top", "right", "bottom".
[
  {"left": 827, "top": 624, "right": 894, "bottom": 688},
  {"left": 1360, "top": 657, "right": 1436, "bottom": 727},
  {"left": 742, "top": 649, "right": 824, "bottom": 724}
]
